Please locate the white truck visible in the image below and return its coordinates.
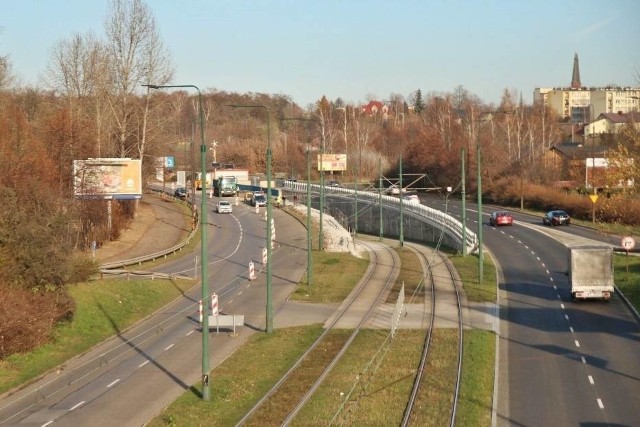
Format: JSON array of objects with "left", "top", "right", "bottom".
[{"left": 568, "top": 245, "right": 615, "bottom": 301}]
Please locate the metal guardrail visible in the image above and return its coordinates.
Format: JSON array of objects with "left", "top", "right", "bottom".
[
  {"left": 99, "top": 190, "right": 198, "bottom": 271},
  {"left": 283, "top": 180, "right": 478, "bottom": 253}
]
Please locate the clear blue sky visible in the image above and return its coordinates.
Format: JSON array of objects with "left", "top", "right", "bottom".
[{"left": 1, "top": 0, "right": 639, "bottom": 107}]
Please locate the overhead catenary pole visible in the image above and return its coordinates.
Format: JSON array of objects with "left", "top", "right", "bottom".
[
  {"left": 143, "top": 83, "right": 211, "bottom": 401},
  {"left": 461, "top": 147, "right": 467, "bottom": 257},
  {"left": 280, "top": 116, "right": 316, "bottom": 286},
  {"left": 226, "top": 104, "right": 274, "bottom": 333}
]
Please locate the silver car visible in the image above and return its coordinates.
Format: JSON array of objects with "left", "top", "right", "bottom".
[{"left": 216, "top": 200, "right": 233, "bottom": 214}]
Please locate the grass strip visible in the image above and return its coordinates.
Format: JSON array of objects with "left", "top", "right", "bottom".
[
  {"left": 0, "top": 278, "right": 195, "bottom": 394},
  {"left": 288, "top": 251, "right": 368, "bottom": 303},
  {"left": 147, "top": 325, "right": 325, "bottom": 427}
]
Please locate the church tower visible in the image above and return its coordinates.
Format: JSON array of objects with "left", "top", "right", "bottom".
[{"left": 571, "top": 53, "right": 581, "bottom": 89}]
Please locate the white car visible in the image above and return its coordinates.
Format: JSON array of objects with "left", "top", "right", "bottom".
[
  {"left": 402, "top": 194, "right": 420, "bottom": 204},
  {"left": 216, "top": 200, "right": 233, "bottom": 214}
]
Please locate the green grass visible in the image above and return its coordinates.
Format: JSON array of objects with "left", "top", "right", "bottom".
[
  {"left": 0, "top": 278, "right": 196, "bottom": 394},
  {"left": 289, "top": 251, "right": 368, "bottom": 303},
  {"left": 614, "top": 253, "right": 640, "bottom": 310},
  {"left": 449, "top": 252, "right": 497, "bottom": 303},
  {"left": 146, "top": 325, "right": 325, "bottom": 427}
]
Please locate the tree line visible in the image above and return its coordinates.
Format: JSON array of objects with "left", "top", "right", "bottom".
[{"left": 1, "top": 0, "right": 639, "bottom": 358}]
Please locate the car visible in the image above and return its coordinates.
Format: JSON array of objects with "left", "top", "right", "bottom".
[
  {"left": 251, "top": 193, "right": 267, "bottom": 207},
  {"left": 543, "top": 210, "right": 570, "bottom": 226},
  {"left": 216, "top": 200, "right": 233, "bottom": 214},
  {"left": 327, "top": 180, "right": 342, "bottom": 187},
  {"left": 489, "top": 211, "right": 513, "bottom": 226},
  {"left": 173, "top": 187, "right": 187, "bottom": 199},
  {"left": 386, "top": 184, "right": 401, "bottom": 195},
  {"left": 402, "top": 194, "right": 420, "bottom": 204}
]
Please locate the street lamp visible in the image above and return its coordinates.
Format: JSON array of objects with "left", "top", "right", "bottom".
[
  {"left": 477, "top": 135, "right": 484, "bottom": 284},
  {"left": 143, "top": 83, "right": 211, "bottom": 401},
  {"left": 226, "top": 104, "right": 274, "bottom": 334}
]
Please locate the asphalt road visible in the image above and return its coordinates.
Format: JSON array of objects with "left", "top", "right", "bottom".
[
  {"left": 425, "top": 193, "right": 640, "bottom": 426},
  {"left": 0, "top": 195, "right": 309, "bottom": 426}
]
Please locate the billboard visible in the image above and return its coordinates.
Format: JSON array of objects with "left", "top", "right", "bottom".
[
  {"left": 73, "top": 158, "right": 142, "bottom": 199},
  {"left": 317, "top": 154, "right": 347, "bottom": 172}
]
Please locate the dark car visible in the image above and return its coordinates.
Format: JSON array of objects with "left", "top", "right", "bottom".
[
  {"left": 327, "top": 180, "right": 342, "bottom": 187},
  {"left": 543, "top": 210, "right": 571, "bottom": 226},
  {"left": 174, "top": 187, "right": 187, "bottom": 199},
  {"left": 489, "top": 211, "right": 513, "bottom": 226}
]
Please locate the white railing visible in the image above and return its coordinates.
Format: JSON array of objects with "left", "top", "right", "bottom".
[{"left": 283, "top": 180, "right": 478, "bottom": 253}]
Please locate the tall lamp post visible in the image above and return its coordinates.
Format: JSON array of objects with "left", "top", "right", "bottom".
[
  {"left": 227, "top": 104, "right": 274, "bottom": 334},
  {"left": 477, "top": 136, "right": 484, "bottom": 284},
  {"left": 143, "top": 83, "right": 211, "bottom": 401}
]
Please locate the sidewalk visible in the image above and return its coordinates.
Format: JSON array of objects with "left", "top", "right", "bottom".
[{"left": 95, "top": 191, "right": 193, "bottom": 264}]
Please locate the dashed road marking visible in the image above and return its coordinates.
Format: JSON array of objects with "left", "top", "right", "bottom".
[
  {"left": 69, "top": 401, "right": 85, "bottom": 411},
  {"left": 107, "top": 379, "right": 121, "bottom": 388}
]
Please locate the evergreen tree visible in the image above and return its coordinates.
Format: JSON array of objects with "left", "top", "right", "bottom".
[{"left": 414, "top": 89, "right": 425, "bottom": 113}]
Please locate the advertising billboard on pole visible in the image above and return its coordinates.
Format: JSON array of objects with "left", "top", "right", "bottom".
[
  {"left": 317, "top": 154, "right": 347, "bottom": 171},
  {"left": 73, "top": 158, "right": 142, "bottom": 199}
]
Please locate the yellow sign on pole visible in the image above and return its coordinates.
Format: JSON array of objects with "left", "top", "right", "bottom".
[{"left": 589, "top": 194, "right": 599, "bottom": 204}]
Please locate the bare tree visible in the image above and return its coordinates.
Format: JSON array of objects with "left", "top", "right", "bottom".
[
  {"left": 0, "top": 54, "right": 16, "bottom": 91},
  {"left": 105, "top": 0, "right": 174, "bottom": 159}
]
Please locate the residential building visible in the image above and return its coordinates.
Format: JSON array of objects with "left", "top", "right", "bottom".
[
  {"left": 586, "top": 111, "right": 640, "bottom": 136},
  {"left": 534, "top": 53, "right": 640, "bottom": 122}
]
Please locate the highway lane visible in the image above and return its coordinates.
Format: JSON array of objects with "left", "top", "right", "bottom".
[
  {"left": 0, "top": 195, "right": 308, "bottom": 426},
  {"left": 421, "top": 192, "right": 640, "bottom": 425}
]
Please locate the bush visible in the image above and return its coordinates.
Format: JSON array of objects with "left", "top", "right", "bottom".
[
  {"left": 0, "top": 286, "right": 74, "bottom": 359},
  {"left": 484, "top": 179, "right": 640, "bottom": 226}
]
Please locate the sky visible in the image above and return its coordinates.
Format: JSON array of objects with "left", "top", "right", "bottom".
[{"left": 1, "top": 0, "right": 639, "bottom": 108}]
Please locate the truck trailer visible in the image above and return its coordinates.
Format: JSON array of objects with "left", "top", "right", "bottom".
[{"left": 568, "top": 245, "right": 615, "bottom": 301}]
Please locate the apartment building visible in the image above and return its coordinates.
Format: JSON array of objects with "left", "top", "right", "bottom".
[{"left": 533, "top": 54, "right": 640, "bottom": 122}]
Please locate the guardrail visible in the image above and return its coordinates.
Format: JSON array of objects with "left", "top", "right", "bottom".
[
  {"left": 283, "top": 180, "right": 478, "bottom": 253},
  {"left": 99, "top": 189, "right": 198, "bottom": 271}
]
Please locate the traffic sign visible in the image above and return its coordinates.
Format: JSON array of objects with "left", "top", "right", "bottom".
[
  {"left": 621, "top": 236, "right": 635, "bottom": 251},
  {"left": 589, "top": 194, "right": 599, "bottom": 204}
]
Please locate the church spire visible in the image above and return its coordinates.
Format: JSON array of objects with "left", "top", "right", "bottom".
[{"left": 571, "top": 53, "right": 581, "bottom": 89}]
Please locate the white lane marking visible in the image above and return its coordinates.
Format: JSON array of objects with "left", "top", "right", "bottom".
[
  {"left": 165, "top": 344, "right": 174, "bottom": 351},
  {"left": 238, "top": 291, "right": 243, "bottom": 296},
  {"left": 581, "top": 356, "right": 587, "bottom": 364},
  {"left": 560, "top": 303, "right": 566, "bottom": 309},
  {"left": 186, "top": 330, "right": 194, "bottom": 336},
  {"left": 42, "top": 421, "right": 54, "bottom": 427},
  {"left": 69, "top": 401, "right": 85, "bottom": 411},
  {"left": 588, "top": 376, "right": 594, "bottom": 385},
  {"left": 597, "top": 398, "right": 604, "bottom": 409},
  {"left": 107, "top": 379, "right": 121, "bottom": 388},
  {"left": 565, "top": 314, "right": 570, "bottom": 321},
  {"left": 553, "top": 284, "right": 557, "bottom": 289},
  {"left": 575, "top": 340, "right": 580, "bottom": 348},
  {"left": 228, "top": 299, "right": 234, "bottom": 304},
  {"left": 569, "top": 326, "right": 574, "bottom": 333},
  {"left": 557, "top": 294, "right": 561, "bottom": 299},
  {"left": 139, "top": 360, "right": 150, "bottom": 368}
]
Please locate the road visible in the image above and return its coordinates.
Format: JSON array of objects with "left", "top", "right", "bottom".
[
  {"left": 0, "top": 194, "right": 309, "bottom": 426},
  {"left": 425, "top": 193, "right": 640, "bottom": 426}
]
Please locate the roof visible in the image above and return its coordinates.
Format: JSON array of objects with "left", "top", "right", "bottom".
[
  {"left": 599, "top": 111, "right": 640, "bottom": 124},
  {"left": 550, "top": 141, "right": 605, "bottom": 160}
]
